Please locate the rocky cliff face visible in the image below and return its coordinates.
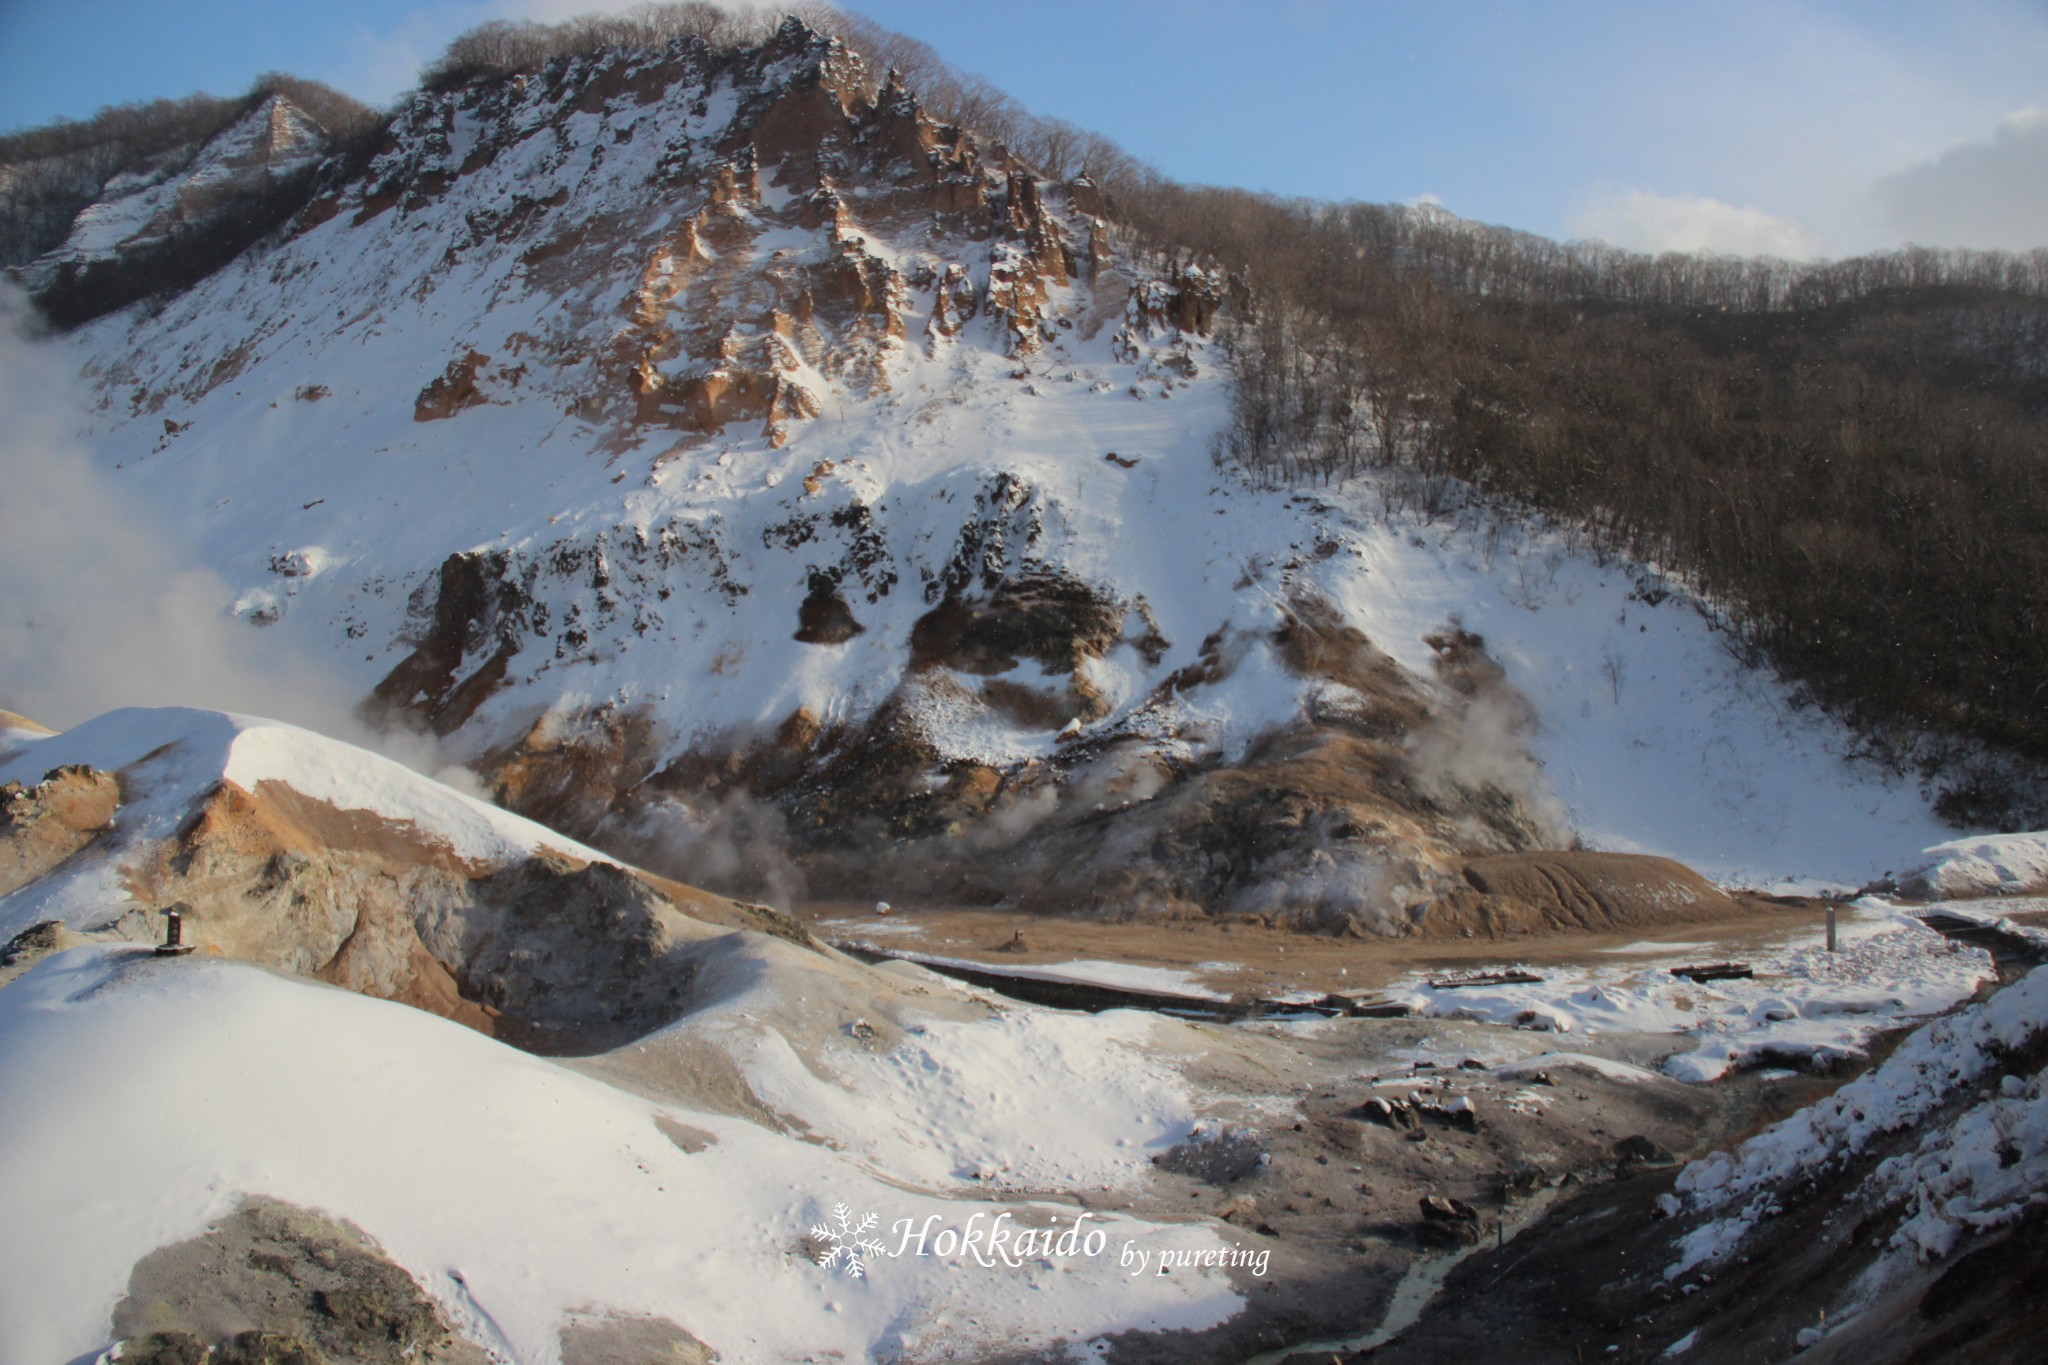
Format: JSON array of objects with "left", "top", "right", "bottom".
[
  {"left": 28, "top": 20, "right": 1618, "bottom": 930},
  {"left": 284, "top": 19, "right": 1132, "bottom": 452}
]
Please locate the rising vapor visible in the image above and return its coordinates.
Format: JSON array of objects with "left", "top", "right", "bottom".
[{"left": 0, "top": 285, "right": 472, "bottom": 788}]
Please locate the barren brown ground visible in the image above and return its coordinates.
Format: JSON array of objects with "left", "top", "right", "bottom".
[{"left": 796, "top": 899, "right": 1832, "bottom": 1000}]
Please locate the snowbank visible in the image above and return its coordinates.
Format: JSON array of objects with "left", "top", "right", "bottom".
[{"left": 1900, "top": 830, "right": 2048, "bottom": 900}]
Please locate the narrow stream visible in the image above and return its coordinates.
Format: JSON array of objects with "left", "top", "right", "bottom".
[
  {"left": 1242, "top": 1185, "right": 1565, "bottom": 1365},
  {"left": 1916, "top": 909, "right": 2046, "bottom": 980}
]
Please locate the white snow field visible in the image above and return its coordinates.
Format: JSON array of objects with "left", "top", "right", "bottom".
[
  {"left": 707, "top": 995, "right": 1203, "bottom": 1192},
  {"left": 0, "top": 945, "right": 1242, "bottom": 1365}
]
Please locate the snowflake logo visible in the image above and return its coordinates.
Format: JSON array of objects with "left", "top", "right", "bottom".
[{"left": 811, "top": 1202, "right": 886, "bottom": 1277}]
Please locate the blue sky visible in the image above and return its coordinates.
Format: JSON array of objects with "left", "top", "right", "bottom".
[{"left": 2, "top": 0, "right": 2043, "bottom": 256}]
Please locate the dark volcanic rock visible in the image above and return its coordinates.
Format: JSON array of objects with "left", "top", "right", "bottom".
[
  {"left": 1417, "top": 1193, "right": 1483, "bottom": 1248},
  {"left": 795, "top": 573, "right": 866, "bottom": 644},
  {"left": 1153, "top": 1126, "right": 1267, "bottom": 1184}
]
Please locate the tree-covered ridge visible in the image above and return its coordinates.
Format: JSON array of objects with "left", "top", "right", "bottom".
[
  {"left": 1188, "top": 193, "right": 2048, "bottom": 806},
  {"left": 0, "top": 76, "right": 375, "bottom": 271}
]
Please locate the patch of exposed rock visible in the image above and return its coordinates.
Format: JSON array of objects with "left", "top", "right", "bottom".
[
  {"left": 558, "top": 1310, "right": 715, "bottom": 1365},
  {"left": 0, "top": 918, "right": 93, "bottom": 989},
  {"left": 910, "top": 570, "right": 1123, "bottom": 680},
  {"left": 106, "top": 1198, "right": 488, "bottom": 1365},
  {"left": 0, "top": 763, "right": 118, "bottom": 896},
  {"left": 366, "top": 550, "right": 530, "bottom": 737},
  {"left": 94, "top": 770, "right": 815, "bottom": 1052},
  {"left": 453, "top": 583, "right": 1692, "bottom": 936}
]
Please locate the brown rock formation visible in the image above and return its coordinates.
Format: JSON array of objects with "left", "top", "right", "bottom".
[
  {"left": 412, "top": 349, "right": 492, "bottom": 421},
  {"left": 909, "top": 570, "right": 1123, "bottom": 677},
  {"left": 110, "top": 1198, "right": 490, "bottom": 1365},
  {"left": 926, "top": 262, "right": 977, "bottom": 340},
  {"left": 0, "top": 765, "right": 119, "bottom": 897},
  {"left": 116, "top": 770, "right": 805, "bottom": 1051},
  {"left": 795, "top": 574, "right": 866, "bottom": 644}
]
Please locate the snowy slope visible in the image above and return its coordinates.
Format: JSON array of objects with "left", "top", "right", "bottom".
[
  {"left": 1664, "top": 965, "right": 2048, "bottom": 1298},
  {"left": 0, "top": 945, "right": 1242, "bottom": 1364},
  {"left": 696, "top": 990, "right": 1201, "bottom": 1192},
  {"left": 33, "top": 23, "right": 1957, "bottom": 892},
  {"left": 0, "top": 705, "right": 587, "bottom": 864}
]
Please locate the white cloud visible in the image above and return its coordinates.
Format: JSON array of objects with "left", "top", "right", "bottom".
[
  {"left": 1568, "top": 187, "right": 1831, "bottom": 260},
  {"left": 1513, "top": 1, "right": 2048, "bottom": 255},
  {"left": 320, "top": 10, "right": 466, "bottom": 107},
  {"left": 1871, "top": 107, "right": 2048, "bottom": 252}
]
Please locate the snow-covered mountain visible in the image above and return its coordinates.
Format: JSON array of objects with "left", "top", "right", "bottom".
[{"left": 23, "top": 17, "right": 1952, "bottom": 921}]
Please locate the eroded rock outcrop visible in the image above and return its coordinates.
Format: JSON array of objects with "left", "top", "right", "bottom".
[
  {"left": 412, "top": 349, "right": 495, "bottom": 421},
  {"left": 108, "top": 1198, "right": 489, "bottom": 1365},
  {"left": 0, "top": 764, "right": 118, "bottom": 897},
  {"left": 127, "top": 773, "right": 815, "bottom": 1050}
]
